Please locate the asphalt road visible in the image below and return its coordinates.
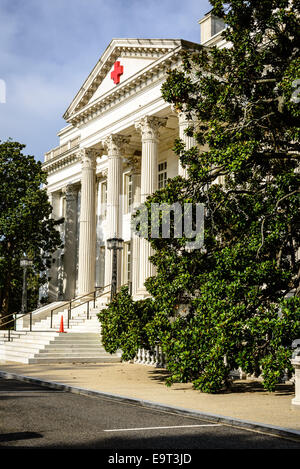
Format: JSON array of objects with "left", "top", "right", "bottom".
[{"left": 0, "top": 376, "right": 300, "bottom": 451}]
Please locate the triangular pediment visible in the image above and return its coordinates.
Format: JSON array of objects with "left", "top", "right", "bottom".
[
  {"left": 63, "top": 38, "right": 184, "bottom": 120},
  {"left": 87, "top": 56, "right": 156, "bottom": 104}
]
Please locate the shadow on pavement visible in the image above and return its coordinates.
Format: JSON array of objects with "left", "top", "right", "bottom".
[
  {"left": 148, "top": 370, "right": 294, "bottom": 395},
  {"left": 0, "top": 432, "right": 43, "bottom": 443},
  {"left": 1, "top": 430, "right": 300, "bottom": 450}
]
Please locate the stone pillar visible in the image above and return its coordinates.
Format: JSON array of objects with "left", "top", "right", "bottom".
[
  {"left": 47, "top": 191, "right": 61, "bottom": 302},
  {"left": 135, "top": 116, "right": 167, "bottom": 295},
  {"left": 77, "top": 148, "right": 97, "bottom": 295},
  {"left": 128, "top": 156, "right": 141, "bottom": 297},
  {"left": 178, "top": 112, "right": 197, "bottom": 178},
  {"left": 103, "top": 134, "right": 130, "bottom": 291},
  {"left": 63, "top": 184, "right": 78, "bottom": 300}
]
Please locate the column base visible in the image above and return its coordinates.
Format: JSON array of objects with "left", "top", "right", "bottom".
[{"left": 133, "top": 288, "right": 152, "bottom": 300}]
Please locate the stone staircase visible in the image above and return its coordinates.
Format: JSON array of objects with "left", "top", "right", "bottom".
[{"left": 0, "top": 298, "right": 121, "bottom": 364}]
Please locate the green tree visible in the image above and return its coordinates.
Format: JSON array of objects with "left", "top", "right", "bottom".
[
  {"left": 143, "top": 0, "right": 300, "bottom": 392},
  {"left": 98, "top": 286, "right": 156, "bottom": 361},
  {"left": 0, "top": 140, "right": 62, "bottom": 323},
  {"left": 99, "top": 0, "right": 300, "bottom": 392}
]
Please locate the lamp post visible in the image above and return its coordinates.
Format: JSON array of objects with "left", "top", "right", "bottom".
[
  {"left": 20, "top": 256, "right": 33, "bottom": 314},
  {"left": 106, "top": 237, "right": 124, "bottom": 301}
]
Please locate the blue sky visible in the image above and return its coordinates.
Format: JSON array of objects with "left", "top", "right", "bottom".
[{"left": 0, "top": 0, "right": 211, "bottom": 161}]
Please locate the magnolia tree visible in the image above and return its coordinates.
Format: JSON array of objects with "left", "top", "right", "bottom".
[
  {"left": 0, "top": 140, "right": 62, "bottom": 322},
  {"left": 99, "top": 0, "right": 300, "bottom": 392}
]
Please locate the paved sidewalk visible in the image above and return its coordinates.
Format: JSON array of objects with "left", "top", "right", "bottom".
[{"left": 0, "top": 361, "right": 299, "bottom": 436}]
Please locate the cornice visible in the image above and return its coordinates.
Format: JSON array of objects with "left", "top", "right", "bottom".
[
  {"left": 42, "top": 146, "right": 80, "bottom": 174},
  {"left": 67, "top": 47, "right": 185, "bottom": 128},
  {"left": 44, "top": 40, "right": 201, "bottom": 175},
  {"left": 63, "top": 39, "right": 186, "bottom": 119},
  {"left": 65, "top": 40, "right": 202, "bottom": 127}
]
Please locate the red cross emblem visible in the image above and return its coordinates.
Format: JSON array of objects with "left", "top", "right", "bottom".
[{"left": 111, "top": 61, "right": 124, "bottom": 85}]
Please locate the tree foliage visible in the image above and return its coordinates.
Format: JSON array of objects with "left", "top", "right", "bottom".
[
  {"left": 98, "top": 286, "right": 156, "bottom": 361},
  {"left": 0, "top": 140, "right": 62, "bottom": 321},
  {"left": 99, "top": 1, "right": 300, "bottom": 392}
]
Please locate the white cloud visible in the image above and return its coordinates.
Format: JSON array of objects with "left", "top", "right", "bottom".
[{"left": 0, "top": 0, "right": 211, "bottom": 161}]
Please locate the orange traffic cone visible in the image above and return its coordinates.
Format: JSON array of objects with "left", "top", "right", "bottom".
[{"left": 59, "top": 315, "right": 66, "bottom": 333}]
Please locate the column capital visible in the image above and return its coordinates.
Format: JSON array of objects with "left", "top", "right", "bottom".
[
  {"left": 103, "top": 134, "right": 130, "bottom": 157},
  {"left": 77, "top": 147, "right": 97, "bottom": 170},
  {"left": 135, "top": 115, "right": 167, "bottom": 141},
  {"left": 77, "top": 146, "right": 97, "bottom": 295}
]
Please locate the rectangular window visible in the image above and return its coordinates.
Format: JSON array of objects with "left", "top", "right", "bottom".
[
  {"left": 127, "top": 243, "right": 131, "bottom": 285},
  {"left": 158, "top": 161, "right": 167, "bottom": 189},
  {"left": 122, "top": 241, "right": 132, "bottom": 286},
  {"left": 61, "top": 195, "right": 66, "bottom": 218},
  {"left": 100, "top": 181, "right": 107, "bottom": 219},
  {"left": 124, "top": 173, "right": 133, "bottom": 213},
  {"left": 128, "top": 174, "right": 133, "bottom": 209},
  {"left": 98, "top": 246, "right": 105, "bottom": 288}
]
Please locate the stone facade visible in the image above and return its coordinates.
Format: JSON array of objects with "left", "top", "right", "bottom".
[{"left": 42, "top": 15, "right": 226, "bottom": 302}]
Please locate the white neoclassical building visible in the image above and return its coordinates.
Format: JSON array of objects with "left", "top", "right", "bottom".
[{"left": 43, "top": 12, "right": 226, "bottom": 303}]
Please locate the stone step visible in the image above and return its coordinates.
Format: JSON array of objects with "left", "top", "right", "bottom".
[
  {"left": 0, "top": 300, "right": 114, "bottom": 364},
  {"left": 39, "top": 345, "right": 106, "bottom": 352},
  {"left": 28, "top": 356, "right": 120, "bottom": 364},
  {"left": 0, "top": 342, "right": 46, "bottom": 352},
  {"left": 2, "top": 348, "right": 36, "bottom": 358},
  {"left": 4, "top": 335, "right": 70, "bottom": 345},
  {"left": 15, "top": 331, "right": 59, "bottom": 337},
  {"left": 51, "top": 332, "right": 100, "bottom": 337},
  {"left": 50, "top": 335, "right": 101, "bottom": 340},
  {"left": 6, "top": 335, "right": 59, "bottom": 344},
  {"left": 0, "top": 331, "right": 29, "bottom": 339},
  {"left": 2, "top": 356, "right": 31, "bottom": 364},
  {"left": 38, "top": 350, "right": 109, "bottom": 356},
  {"left": 48, "top": 340, "right": 101, "bottom": 346},
  {"left": 50, "top": 335, "right": 101, "bottom": 339},
  {"left": 31, "top": 316, "right": 100, "bottom": 328}
]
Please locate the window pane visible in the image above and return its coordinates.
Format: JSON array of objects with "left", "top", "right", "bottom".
[{"left": 158, "top": 162, "right": 167, "bottom": 189}]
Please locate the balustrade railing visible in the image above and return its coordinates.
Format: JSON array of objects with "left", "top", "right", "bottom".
[{"left": 134, "top": 346, "right": 166, "bottom": 368}]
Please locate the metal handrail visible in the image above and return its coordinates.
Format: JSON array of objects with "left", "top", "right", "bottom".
[
  {"left": 0, "top": 281, "right": 133, "bottom": 342},
  {"left": 0, "top": 284, "right": 112, "bottom": 331},
  {"left": 0, "top": 309, "right": 29, "bottom": 324},
  {"left": 0, "top": 295, "right": 73, "bottom": 324}
]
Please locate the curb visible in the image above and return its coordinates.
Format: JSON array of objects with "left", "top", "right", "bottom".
[{"left": 1, "top": 369, "right": 300, "bottom": 443}]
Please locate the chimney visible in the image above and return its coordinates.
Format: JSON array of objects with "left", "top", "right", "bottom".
[{"left": 198, "top": 11, "right": 225, "bottom": 44}]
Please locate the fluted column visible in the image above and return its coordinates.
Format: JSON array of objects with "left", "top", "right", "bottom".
[
  {"left": 47, "top": 191, "right": 60, "bottom": 301},
  {"left": 135, "top": 116, "right": 167, "bottom": 295},
  {"left": 178, "top": 112, "right": 197, "bottom": 178},
  {"left": 63, "top": 184, "right": 78, "bottom": 300},
  {"left": 103, "top": 134, "right": 130, "bottom": 290},
  {"left": 128, "top": 157, "right": 141, "bottom": 297},
  {"left": 77, "top": 148, "right": 97, "bottom": 295}
]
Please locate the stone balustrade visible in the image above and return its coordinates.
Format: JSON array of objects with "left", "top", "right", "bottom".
[
  {"left": 45, "top": 137, "right": 80, "bottom": 162},
  {"left": 134, "top": 346, "right": 166, "bottom": 368}
]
